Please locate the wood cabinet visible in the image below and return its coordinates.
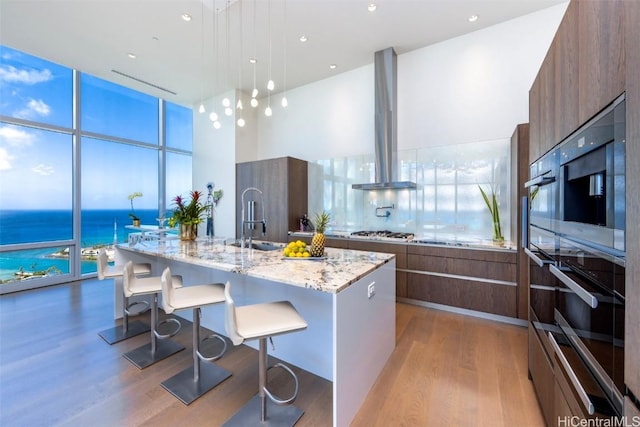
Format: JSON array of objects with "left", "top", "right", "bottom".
[
  {"left": 528, "top": 0, "right": 625, "bottom": 163},
  {"left": 624, "top": 0, "right": 640, "bottom": 405},
  {"left": 406, "top": 245, "right": 517, "bottom": 318},
  {"left": 529, "top": 323, "right": 555, "bottom": 427},
  {"left": 577, "top": 0, "right": 625, "bottom": 124},
  {"left": 553, "top": 0, "right": 579, "bottom": 143},
  {"left": 236, "top": 157, "right": 307, "bottom": 243},
  {"left": 511, "top": 124, "right": 529, "bottom": 320}
]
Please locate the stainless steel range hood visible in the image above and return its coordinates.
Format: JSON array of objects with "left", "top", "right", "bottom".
[{"left": 353, "top": 47, "right": 417, "bottom": 190}]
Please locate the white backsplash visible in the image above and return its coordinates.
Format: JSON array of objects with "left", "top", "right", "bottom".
[{"left": 312, "top": 138, "right": 512, "bottom": 242}]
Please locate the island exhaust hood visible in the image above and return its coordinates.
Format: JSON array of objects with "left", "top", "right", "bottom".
[{"left": 352, "top": 47, "right": 416, "bottom": 190}]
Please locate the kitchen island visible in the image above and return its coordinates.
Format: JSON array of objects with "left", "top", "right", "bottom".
[{"left": 115, "top": 238, "right": 396, "bottom": 427}]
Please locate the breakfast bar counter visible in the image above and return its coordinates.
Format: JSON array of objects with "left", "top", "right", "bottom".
[{"left": 115, "top": 239, "right": 396, "bottom": 426}]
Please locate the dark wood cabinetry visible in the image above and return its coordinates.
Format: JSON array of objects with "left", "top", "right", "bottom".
[
  {"left": 529, "top": 0, "right": 625, "bottom": 163},
  {"left": 406, "top": 245, "right": 517, "bottom": 318},
  {"left": 528, "top": 0, "right": 639, "bottom": 420},
  {"left": 553, "top": 0, "right": 579, "bottom": 144},
  {"left": 624, "top": 0, "right": 640, "bottom": 406},
  {"left": 577, "top": 0, "right": 625, "bottom": 125},
  {"left": 511, "top": 124, "right": 529, "bottom": 320},
  {"left": 236, "top": 157, "right": 307, "bottom": 243},
  {"left": 529, "top": 323, "right": 555, "bottom": 427}
]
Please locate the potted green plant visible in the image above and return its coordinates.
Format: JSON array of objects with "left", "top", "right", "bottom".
[
  {"left": 168, "top": 190, "right": 207, "bottom": 240},
  {"left": 478, "top": 185, "right": 504, "bottom": 245},
  {"left": 128, "top": 192, "right": 143, "bottom": 227}
]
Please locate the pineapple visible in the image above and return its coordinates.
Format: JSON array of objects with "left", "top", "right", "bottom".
[{"left": 310, "top": 211, "right": 330, "bottom": 257}]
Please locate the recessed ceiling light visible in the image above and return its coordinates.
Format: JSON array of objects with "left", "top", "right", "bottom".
[
  {"left": 249, "top": 58, "right": 257, "bottom": 64},
  {"left": 468, "top": 14, "right": 479, "bottom": 22},
  {"left": 329, "top": 64, "right": 337, "bottom": 70},
  {"left": 181, "top": 13, "right": 192, "bottom": 22},
  {"left": 299, "top": 35, "right": 308, "bottom": 43},
  {"left": 368, "top": 3, "right": 377, "bottom": 12},
  {"left": 127, "top": 53, "right": 137, "bottom": 59}
]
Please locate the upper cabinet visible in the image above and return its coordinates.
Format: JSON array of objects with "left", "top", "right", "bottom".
[
  {"left": 529, "top": 0, "right": 625, "bottom": 163},
  {"left": 578, "top": 0, "right": 625, "bottom": 124}
]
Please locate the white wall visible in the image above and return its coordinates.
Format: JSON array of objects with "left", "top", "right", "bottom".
[
  {"left": 254, "top": 3, "right": 568, "bottom": 160},
  {"left": 192, "top": 3, "right": 569, "bottom": 238},
  {"left": 192, "top": 89, "right": 237, "bottom": 239}
]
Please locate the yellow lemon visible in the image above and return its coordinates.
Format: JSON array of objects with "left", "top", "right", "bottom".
[
  {"left": 283, "top": 248, "right": 290, "bottom": 256},
  {"left": 296, "top": 252, "right": 303, "bottom": 257},
  {"left": 302, "top": 251, "right": 310, "bottom": 257}
]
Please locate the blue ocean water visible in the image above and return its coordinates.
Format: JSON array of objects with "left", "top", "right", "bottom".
[{"left": 0, "top": 209, "right": 159, "bottom": 280}]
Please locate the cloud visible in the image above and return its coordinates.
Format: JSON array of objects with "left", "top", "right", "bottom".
[
  {"left": 0, "top": 65, "right": 53, "bottom": 84},
  {"left": 32, "top": 163, "right": 55, "bottom": 176},
  {"left": 0, "top": 125, "right": 35, "bottom": 147},
  {"left": 15, "top": 98, "right": 51, "bottom": 119},
  {"left": 0, "top": 147, "right": 13, "bottom": 171}
]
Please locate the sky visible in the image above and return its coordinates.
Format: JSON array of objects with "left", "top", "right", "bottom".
[{"left": 0, "top": 45, "right": 192, "bottom": 211}]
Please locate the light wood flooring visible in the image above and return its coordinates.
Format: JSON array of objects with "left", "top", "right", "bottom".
[{"left": 0, "top": 279, "right": 544, "bottom": 426}]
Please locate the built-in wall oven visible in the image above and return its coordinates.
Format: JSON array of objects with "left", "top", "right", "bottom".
[
  {"left": 551, "top": 236, "right": 625, "bottom": 416},
  {"left": 525, "top": 94, "right": 626, "bottom": 419}
]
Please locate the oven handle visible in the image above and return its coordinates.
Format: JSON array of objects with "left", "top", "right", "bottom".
[
  {"left": 525, "top": 172, "right": 556, "bottom": 188},
  {"left": 524, "top": 247, "right": 553, "bottom": 267},
  {"left": 548, "top": 331, "right": 596, "bottom": 415},
  {"left": 550, "top": 265, "right": 598, "bottom": 309}
]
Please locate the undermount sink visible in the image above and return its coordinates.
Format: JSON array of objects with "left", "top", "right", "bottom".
[{"left": 228, "top": 241, "right": 282, "bottom": 251}]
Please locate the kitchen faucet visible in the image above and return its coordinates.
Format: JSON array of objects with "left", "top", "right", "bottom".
[{"left": 240, "top": 187, "right": 266, "bottom": 249}]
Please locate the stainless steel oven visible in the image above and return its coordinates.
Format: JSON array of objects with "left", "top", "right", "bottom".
[
  {"left": 557, "top": 94, "right": 626, "bottom": 255},
  {"left": 551, "top": 236, "right": 625, "bottom": 416},
  {"left": 525, "top": 93, "right": 627, "bottom": 420}
]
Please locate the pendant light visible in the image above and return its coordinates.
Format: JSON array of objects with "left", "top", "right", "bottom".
[
  {"left": 222, "top": 0, "right": 232, "bottom": 116},
  {"left": 250, "top": 0, "right": 259, "bottom": 108},
  {"left": 211, "top": 5, "right": 221, "bottom": 129},
  {"left": 236, "top": 0, "right": 245, "bottom": 127},
  {"left": 264, "top": 0, "right": 273, "bottom": 117}
]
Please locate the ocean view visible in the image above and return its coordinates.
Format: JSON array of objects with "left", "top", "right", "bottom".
[{"left": 0, "top": 209, "right": 159, "bottom": 281}]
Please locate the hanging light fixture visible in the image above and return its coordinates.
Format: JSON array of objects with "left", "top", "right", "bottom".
[
  {"left": 250, "top": 0, "right": 259, "bottom": 108},
  {"left": 264, "top": 0, "right": 273, "bottom": 117},
  {"left": 222, "top": 0, "right": 232, "bottom": 116},
  {"left": 211, "top": 5, "right": 221, "bottom": 129},
  {"left": 236, "top": 0, "right": 245, "bottom": 127},
  {"left": 281, "top": 0, "right": 288, "bottom": 108},
  {"left": 266, "top": 0, "right": 274, "bottom": 92}
]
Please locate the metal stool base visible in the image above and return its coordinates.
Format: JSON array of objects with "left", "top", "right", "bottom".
[
  {"left": 222, "top": 394, "right": 304, "bottom": 427},
  {"left": 161, "top": 362, "right": 232, "bottom": 405},
  {"left": 123, "top": 339, "right": 184, "bottom": 369},
  {"left": 98, "top": 320, "right": 149, "bottom": 345}
]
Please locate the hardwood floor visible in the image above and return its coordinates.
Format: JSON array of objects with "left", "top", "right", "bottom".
[{"left": 0, "top": 279, "right": 544, "bottom": 426}]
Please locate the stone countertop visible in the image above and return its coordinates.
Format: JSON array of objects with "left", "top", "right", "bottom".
[{"left": 117, "top": 238, "right": 395, "bottom": 294}]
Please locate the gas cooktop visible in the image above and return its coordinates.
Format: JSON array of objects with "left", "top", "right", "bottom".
[{"left": 350, "top": 230, "right": 415, "bottom": 241}]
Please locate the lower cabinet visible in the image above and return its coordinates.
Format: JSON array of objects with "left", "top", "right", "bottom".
[
  {"left": 406, "top": 244, "right": 518, "bottom": 317},
  {"left": 529, "top": 323, "right": 555, "bottom": 427}
]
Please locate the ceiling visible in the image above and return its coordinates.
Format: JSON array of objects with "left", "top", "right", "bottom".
[{"left": 0, "top": 0, "right": 565, "bottom": 107}]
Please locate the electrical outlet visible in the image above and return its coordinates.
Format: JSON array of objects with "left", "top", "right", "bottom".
[{"left": 367, "top": 282, "right": 376, "bottom": 299}]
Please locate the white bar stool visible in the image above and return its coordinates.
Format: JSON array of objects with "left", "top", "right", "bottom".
[
  {"left": 96, "top": 248, "right": 152, "bottom": 344},
  {"left": 159, "top": 267, "right": 232, "bottom": 405},
  {"left": 121, "top": 261, "right": 185, "bottom": 369},
  {"left": 222, "top": 281, "right": 308, "bottom": 427}
]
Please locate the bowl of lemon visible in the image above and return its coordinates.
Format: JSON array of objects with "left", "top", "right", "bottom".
[{"left": 283, "top": 240, "right": 325, "bottom": 260}]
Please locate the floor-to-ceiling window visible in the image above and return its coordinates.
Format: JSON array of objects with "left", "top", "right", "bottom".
[{"left": 0, "top": 45, "right": 193, "bottom": 293}]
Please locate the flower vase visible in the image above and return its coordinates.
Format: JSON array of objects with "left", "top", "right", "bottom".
[{"left": 179, "top": 223, "right": 198, "bottom": 241}]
